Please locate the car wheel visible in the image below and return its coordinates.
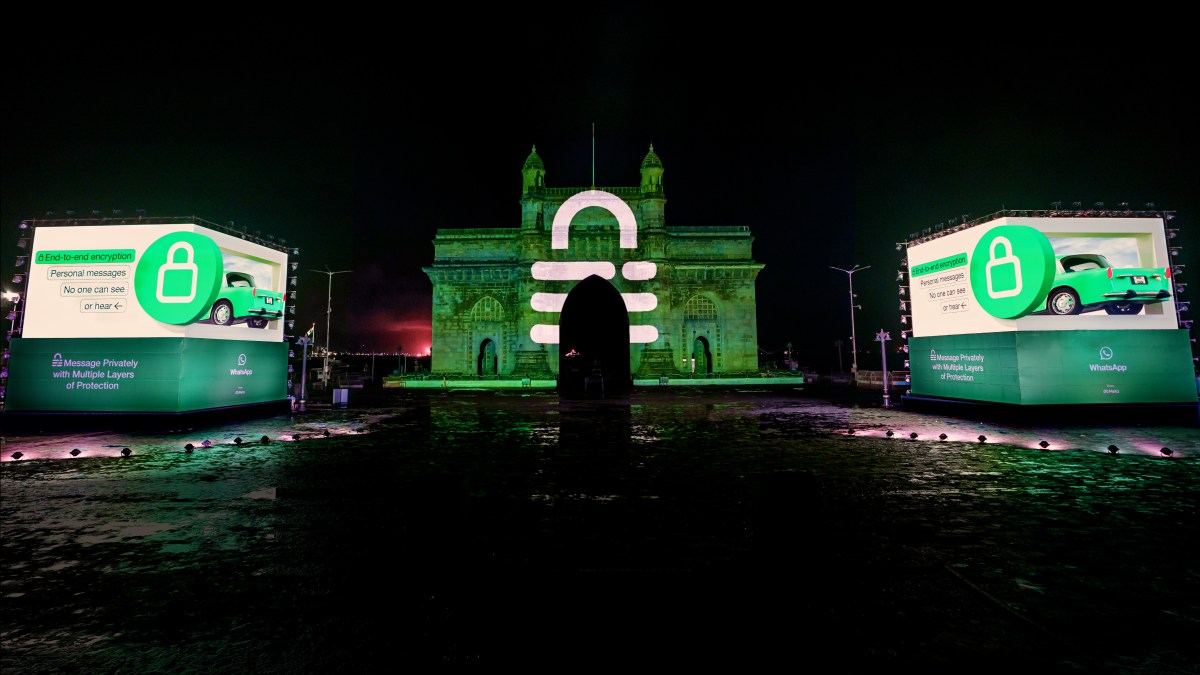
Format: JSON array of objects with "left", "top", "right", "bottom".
[
  {"left": 211, "top": 301, "right": 234, "bottom": 326},
  {"left": 248, "top": 317, "right": 268, "bottom": 329},
  {"left": 1047, "top": 288, "right": 1081, "bottom": 315},
  {"left": 1105, "top": 302, "right": 1142, "bottom": 315}
]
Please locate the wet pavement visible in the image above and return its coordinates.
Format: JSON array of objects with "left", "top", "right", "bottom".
[{"left": 1, "top": 387, "right": 1198, "bottom": 673}]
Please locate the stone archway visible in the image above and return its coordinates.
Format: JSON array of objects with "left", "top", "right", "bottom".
[
  {"left": 692, "top": 336, "right": 713, "bottom": 375},
  {"left": 477, "top": 338, "right": 497, "bottom": 376},
  {"left": 558, "top": 275, "right": 630, "bottom": 396}
]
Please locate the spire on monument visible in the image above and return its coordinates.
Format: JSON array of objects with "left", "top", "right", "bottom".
[
  {"left": 640, "top": 143, "right": 664, "bottom": 194},
  {"left": 523, "top": 144, "right": 545, "bottom": 171},
  {"left": 641, "top": 143, "right": 663, "bottom": 170},
  {"left": 522, "top": 144, "right": 546, "bottom": 194}
]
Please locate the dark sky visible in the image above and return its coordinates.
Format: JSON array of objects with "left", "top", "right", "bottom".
[{"left": 4, "top": 30, "right": 1196, "bottom": 373}]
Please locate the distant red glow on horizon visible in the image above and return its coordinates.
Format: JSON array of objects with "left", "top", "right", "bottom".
[{"left": 356, "top": 307, "right": 430, "bottom": 353}]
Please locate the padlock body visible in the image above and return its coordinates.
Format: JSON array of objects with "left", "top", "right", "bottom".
[
  {"left": 986, "top": 261, "right": 1017, "bottom": 293},
  {"left": 160, "top": 269, "right": 194, "bottom": 298}
]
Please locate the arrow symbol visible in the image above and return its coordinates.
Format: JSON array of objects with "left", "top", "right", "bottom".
[{"left": 114, "top": 302, "right": 122, "bottom": 310}]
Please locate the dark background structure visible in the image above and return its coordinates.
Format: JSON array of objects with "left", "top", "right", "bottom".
[{"left": 4, "top": 29, "right": 1196, "bottom": 375}]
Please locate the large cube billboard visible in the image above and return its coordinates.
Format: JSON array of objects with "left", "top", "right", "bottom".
[
  {"left": 904, "top": 215, "right": 1196, "bottom": 406},
  {"left": 6, "top": 221, "right": 291, "bottom": 413}
]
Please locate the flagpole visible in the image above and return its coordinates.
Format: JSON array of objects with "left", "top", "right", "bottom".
[{"left": 591, "top": 122, "right": 595, "bottom": 188}]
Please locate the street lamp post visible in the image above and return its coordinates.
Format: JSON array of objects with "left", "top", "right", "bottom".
[
  {"left": 875, "top": 329, "right": 892, "bottom": 408},
  {"left": 830, "top": 265, "right": 870, "bottom": 381},
  {"left": 309, "top": 266, "right": 352, "bottom": 389},
  {"left": 297, "top": 333, "right": 310, "bottom": 412}
]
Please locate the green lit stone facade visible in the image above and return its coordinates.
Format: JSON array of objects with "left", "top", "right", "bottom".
[{"left": 423, "top": 145, "right": 763, "bottom": 378}]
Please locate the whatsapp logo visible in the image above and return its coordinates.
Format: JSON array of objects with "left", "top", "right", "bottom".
[
  {"left": 969, "top": 225, "right": 1055, "bottom": 319},
  {"left": 134, "top": 232, "right": 224, "bottom": 325}
]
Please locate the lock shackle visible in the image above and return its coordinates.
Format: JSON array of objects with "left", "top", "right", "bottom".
[
  {"left": 550, "top": 189, "right": 640, "bottom": 250},
  {"left": 166, "top": 241, "right": 195, "bottom": 263},
  {"left": 989, "top": 236, "right": 1013, "bottom": 258}
]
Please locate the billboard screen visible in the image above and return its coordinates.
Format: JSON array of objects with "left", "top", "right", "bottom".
[
  {"left": 906, "top": 216, "right": 1177, "bottom": 337},
  {"left": 22, "top": 223, "right": 289, "bottom": 341},
  {"left": 7, "top": 221, "right": 292, "bottom": 414}
]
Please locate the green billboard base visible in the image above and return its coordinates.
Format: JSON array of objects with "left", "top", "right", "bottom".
[
  {"left": 5, "top": 336, "right": 289, "bottom": 415},
  {"left": 904, "top": 328, "right": 1199, "bottom": 424}
]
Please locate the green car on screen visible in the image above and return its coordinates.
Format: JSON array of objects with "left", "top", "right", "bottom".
[
  {"left": 208, "top": 271, "right": 286, "bottom": 328},
  {"left": 1041, "top": 253, "right": 1172, "bottom": 316}
]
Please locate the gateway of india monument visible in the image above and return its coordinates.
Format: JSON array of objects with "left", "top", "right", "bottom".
[{"left": 423, "top": 144, "right": 763, "bottom": 391}]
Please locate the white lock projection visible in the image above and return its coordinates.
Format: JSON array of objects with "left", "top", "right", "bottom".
[{"left": 530, "top": 190, "right": 659, "bottom": 345}]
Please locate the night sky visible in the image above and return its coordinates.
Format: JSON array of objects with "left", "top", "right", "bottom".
[{"left": 5, "top": 31, "right": 1196, "bottom": 374}]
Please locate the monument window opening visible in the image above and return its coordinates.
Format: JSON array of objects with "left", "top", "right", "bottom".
[
  {"left": 684, "top": 296, "right": 717, "bottom": 320},
  {"left": 471, "top": 296, "right": 504, "bottom": 322}
]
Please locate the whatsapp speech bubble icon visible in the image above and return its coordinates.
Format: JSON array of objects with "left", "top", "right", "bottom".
[
  {"left": 969, "top": 225, "right": 1055, "bottom": 319},
  {"left": 134, "top": 231, "right": 224, "bottom": 325}
]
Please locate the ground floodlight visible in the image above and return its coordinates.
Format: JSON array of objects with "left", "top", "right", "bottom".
[
  {"left": 1161, "top": 447, "right": 1173, "bottom": 457},
  {"left": 978, "top": 435, "right": 987, "bottom": 443},
  {"left": 261, "top": 435, "right": 270, "bottom": 444},
  {"left": 885, "top": 430, "right": 894, "bottom": 437},
  {"left": 11, "top": 452, "right": 23, "bottom": 460},
  {"left": 234, "top": 437, "right": 243, "bottom": 445},
  {"left": 121, "top": 448, "right": 132, "bottom": 457},
  {"left": 1039, "top": 441, "right": 1050, "bottom": 449},
  {"left": 1107, "top": 445, "right": 1119, "bottom": 454},
  {"left": 939, "top": 433, "right": 948, "bottom": 440},
  {"left": 70, "top": 448, "right": 81, "bottom": 456},
  {"left": 909, "top": 432, "right": 918, "bottom": 439},
  {"left": 184, "top": 443, "right": 194, "bottom": 453}
]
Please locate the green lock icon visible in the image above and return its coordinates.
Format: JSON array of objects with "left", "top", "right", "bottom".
[
  {"left": 156, "top": 241, "right": 198, "bottom": 304},
  {"left": 985, "top": 236, "right": 1022, "bottom": 299}
]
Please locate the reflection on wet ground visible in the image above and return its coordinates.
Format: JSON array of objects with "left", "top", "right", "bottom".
[{"left": 1, "top": 388, "right": 1197, "bottom": 672}]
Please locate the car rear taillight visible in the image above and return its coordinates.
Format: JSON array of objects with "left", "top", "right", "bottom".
[
  {"left": 283, "top": 292, "right": 288, "bottom": 302},
  {"left": 252, "top": 288, "right": 258, "bottom": 297},
  {"left": 1107, "top": 268, "right": 1113, "bottom": 280},
  {"left": 1165, "top": 266, "right": 1172, "bottom": 280}
]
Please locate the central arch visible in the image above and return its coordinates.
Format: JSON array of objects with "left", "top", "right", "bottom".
[{"left": 558, "top": 274, "right": 630, "bottom": 396}]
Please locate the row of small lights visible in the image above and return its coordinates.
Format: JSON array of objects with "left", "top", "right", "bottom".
[
  {"left": 844, "top": 427, "right": 1175, "bottom": 456},
  {"left": 6, "top": 428, "right": 338, "bottom": 461},
  {"left": 7, "top": 428, "right": 1177, "bottom": 460}
]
